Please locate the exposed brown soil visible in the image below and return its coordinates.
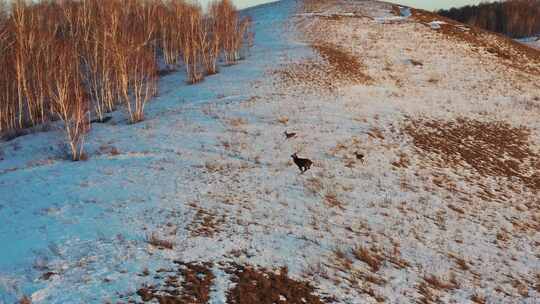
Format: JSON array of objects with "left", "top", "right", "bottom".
[
  {"left": 312, "top": 43, "right": 372, "bottom": 84},
  {"left": 135, "top": 262, "right": 214, "bottom": 303},
  {"left": 408, "top": 7, "right": 540, "bottom": 76},
  {"left": 274, "top": 59, "right": 337, "bottom": 92},
  {"left": 226, "top": 264, "right": 331, "bottom": 304},
  {"left": 404, "top": 118, "right": 540, "bottom": 192},
  {"left": 274, "top": 43, "right": 371, "bottom": 92},
  {"left": 133, "top": 262, "right": 330, "bottom": 304}
]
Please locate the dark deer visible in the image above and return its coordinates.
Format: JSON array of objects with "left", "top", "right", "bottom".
[
  {"left": 354, "top": 152, "right": 365, "bottom": 162},
  {"left": 291, "top": 153, "right": 312, "bottom": 173},
  {"left": 284, "top": 131, "right": 297, "bottom": 139}
]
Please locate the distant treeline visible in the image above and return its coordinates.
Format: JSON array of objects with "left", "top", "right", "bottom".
[{"left": 438, "top": 0, "right": 540, "bottom": 38}]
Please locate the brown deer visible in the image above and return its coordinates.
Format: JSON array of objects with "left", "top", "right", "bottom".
[
  {"left": 284, "top": 131, "right": 297, "bottom": 139},
  {"left": 354, "top": 152, "right": 365, "bottom": 162},
  {"left": 291, "top": 153, "right": 312, "bottom": 173}
]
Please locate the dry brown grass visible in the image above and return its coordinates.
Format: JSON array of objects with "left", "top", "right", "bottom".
[
  {"left": 274, "top": 59, "right": 337, "bottom": 92},
  {"left": 311, "top": 43, "right": 372, "bottom": 84},
  {"left": 274, "top": 43, "right": 371, "bottom": 92},
  {"left": 405, "top": 118, "right": 540, "bottom": 192},
  {"left": 512, "top": 279, "right": 529, "bottom": 297},
  {"left": 324, "top": 191, "right": 344, "bottom": 209},
  {"left": 470, "top": 293, "right": 486, "bottom": 304},
  {"left": 357, "top": 271, "right": 387, "bottom": 286},
  {"left": 227, "top": 117, "right": 247, "bottom": 128},
  {"left": 301, "top": 0, "right": 328, "bottom": 13},
  {"left": 391, "top": 152, "right": 411, "bottom": 168},
  {"left": 416, "top": 281, "right": 438, "bottom": 304},
  {"left": 226, "top": 264, "right": 329, "bottom": 304},
  {"left": 145, "top": 233, "right": 174, "bottom": 250},
  {"left": 304, "top": 176, "right": 324, "bottom": 195},
  {"left": 423, "top": 273, "right": 459, "bottom": 291},
  {"left": 204, "top": 160, "right": 230, "bottom": 173},
  {"left": 353, "top": 246, "right": 383, "bottom": 272},
  {"left": 367, "top": 127, "right": 385, "bottom": 140},
  {"left": 176, "top": 261, "right": 216, "bottom": 303},
  {"left": 354, "top": 284, "right": 386, "bottom": 303},
  {"left": 18, "top": 296, "right": 31, "bottom": 304},
  {"left": 410, "top": 7, "right": 540, "bottom": 75},
  {"left": 333, "top": 248, "right": 353, "bottom": 270},
  {"left": 447, "top": 204, "right": 465, "bottom": 215},
  {"left": 534, "top": 273, "right": 540, "bottom": 292},
  {"left": 384, "top": 250, "right": 410, "bottom": 270},
  {"left": 416, "top": 273, "right": 460, "bottom": 304},
  {"left": 303, "top": 261, "right": 330, "bottom": 281},
  {"left": 135, "top": 261, "right": 215, "bottom": 303},
  {"left": 448, "top": 253, "right": 470, "bottom": 271},
  {"left": 189, "top": 208, "right": 224, "bottom": 238}
]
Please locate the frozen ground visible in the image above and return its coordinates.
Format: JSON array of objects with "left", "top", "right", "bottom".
[{"left": 1, "top": 0, "right": 539, "bottom": 303}]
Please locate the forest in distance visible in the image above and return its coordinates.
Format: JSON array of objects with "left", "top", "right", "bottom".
[{"left": 438, "top": 0, "right": 540, "bottom": 38}]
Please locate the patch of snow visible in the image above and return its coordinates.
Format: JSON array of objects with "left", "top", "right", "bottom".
[
  {"left": 373, "top": 6, "right": 410, "bottom": 24},
  {"left": 398, "top": 6, "right": 411, "bottom": 18},
  {"left": 428, "top": 20, "right": 446, "bottom": 30},
  {"left": 517, "top": 36, "right": 540, "bottom": 50},
  {"left": 209, "top": 267, "right": 230, "bottom": 304},
  {"left": 1, "top": 0, "right": 539, "bottom": 303}
]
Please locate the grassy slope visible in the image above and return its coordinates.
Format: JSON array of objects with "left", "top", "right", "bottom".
[{"left": 1, "top": 0, "right": 539, "bottom": 303}]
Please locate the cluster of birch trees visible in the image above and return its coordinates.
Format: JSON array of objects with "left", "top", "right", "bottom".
[{"left": 0, "top": 0, "right": 252, "bottom": 160}]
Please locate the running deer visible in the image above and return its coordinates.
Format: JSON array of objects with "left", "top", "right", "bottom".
[
  {"left": 354, "top": 152, "right": 365, "bottom": 162},
  {"left": 284, "top": 131, "right": 297, "bottom": 139},
  {"left": 291, "top": 153, "right": 312, "bottom": 173}
]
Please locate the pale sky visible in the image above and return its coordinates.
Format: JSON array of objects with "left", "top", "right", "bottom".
[
  {"left": 200, "top": 0, "right": 489, "bottom": 11},
  {"left": 389, "top": 0, "right": 493, "bottom": 10}
]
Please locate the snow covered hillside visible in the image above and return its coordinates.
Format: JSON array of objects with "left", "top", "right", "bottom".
[{"left": 1, "top": 0, "right": 539, "bottom": 303}]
